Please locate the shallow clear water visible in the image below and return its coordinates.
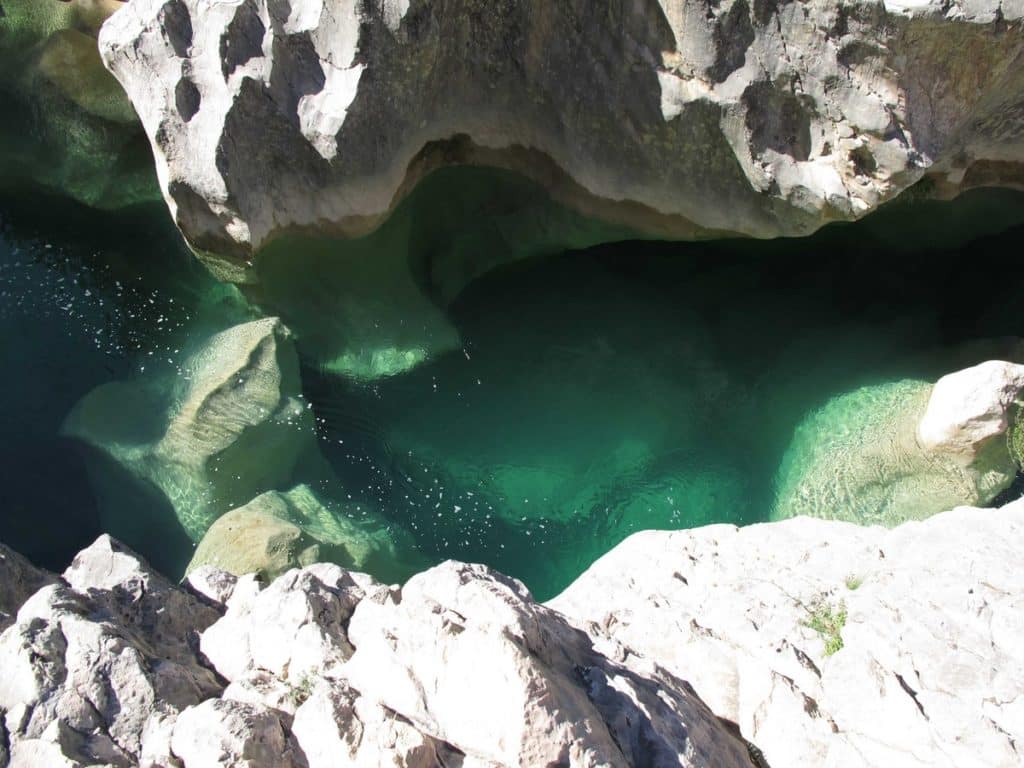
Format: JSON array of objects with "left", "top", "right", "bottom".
[{"left": 2, "top": 176, "right": 1024, "bottom": 599}]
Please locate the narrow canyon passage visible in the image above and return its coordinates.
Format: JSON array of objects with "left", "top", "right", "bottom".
[{"left": 3, "top": 176, "right": 1023, "bottom": 599}]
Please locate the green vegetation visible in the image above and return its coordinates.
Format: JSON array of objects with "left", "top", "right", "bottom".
[
  {"left": 804, "top": 597, "right": 848, "bottom": 656},
  {"left": 845, "top": 574, "right": 863, "bottom": 591},
  {"left": 1008, "top": 404, "right": 1024, "bottom": 472},
  {"left": 288, "top": 673, "right": 315, "bottom": 707}
]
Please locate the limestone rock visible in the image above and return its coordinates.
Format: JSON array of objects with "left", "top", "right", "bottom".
[
  {"left": 186, "top": 494, "right": 319, "bottom": 582},
  {"left": 64, "top": 317, "right": 318, "bottom": 540},
  {"left": 170, "top": 699, "right": 302, "bottom": 768},
  {"left": 917, "top": 360, "right": 1024, "bottom": 466},
  {"left": 186, "top": 485, "right": 405, "bottom": 583},
  {"left": 550, "top": 499, "right": 1024, "bottom": 768},
  {"left": 199, "top": 563, "right": 374, "bottom": 685},
  {"left": 343, "top": 560, "right": 755, "bottom": 767},
  {"left": 0, "top": 537, "right": 223, "bottom": 768},
  {"left": 98, "top": 0, "right": 1024, "bottom": 271},
  {"left": 0, "top": 541, "right": 54, "bottom": 632},
  {"left": 291, "top": 679, "right": 455, "bottom": 768}
]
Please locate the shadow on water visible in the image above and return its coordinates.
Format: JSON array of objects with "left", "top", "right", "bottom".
[
  {"left": 306, "top": 183, "right": 1024, "bottom": 599},
  {"left": 2, "top": 170, "right": 1024, "bottom": 598}
]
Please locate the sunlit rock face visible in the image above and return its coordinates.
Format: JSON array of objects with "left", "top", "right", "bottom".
[
  {"left": 551, "top": 499, "right": 1024, "bottom": 768},
  {"left": 0, "top": 0, "right": 157, "bottom": 208},
  {"left": 99, "top": 0, "right": 1024, "bottom": 273},
  {"left": 3, "top": 502, "right": 1023, "bottom": 767},
  {"left": 773, "top": 362, "right": 1024, "bottom": 525}
]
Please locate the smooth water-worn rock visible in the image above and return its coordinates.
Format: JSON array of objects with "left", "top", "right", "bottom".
[
  {"left": 0, "top": 0, "right": 156, "bottom": 208},
  {"left": 773, "top": 362, "right": 1024, "bottom": 524},
  {"left": 550, "top": 499, "right": 1024, "bottom": 768},
  {"left": 99, "top": 0, "right": 1024, "bottom": 274},
  {"left": 185, "top": 484, "right": 405, "bottom": 582},
  {"left": 64, "top": 317, "right": 319, "bottom": 538}
]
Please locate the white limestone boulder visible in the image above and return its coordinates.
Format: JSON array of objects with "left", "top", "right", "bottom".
[
  {"left": 342, "top": 560, "right": 755, "bottom": 767},
  {"left": 917, "top": 360, "right": 1024, "bottom": 466},
  {"left": 0, "top": 537, "right": 223, "bottom": 768},
  {"left": 550, "top": 499, "right": 1024, "bottom": 768}
]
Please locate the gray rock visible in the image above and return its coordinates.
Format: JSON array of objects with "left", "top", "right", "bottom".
[
  {"left": 0, "top": 537, "right": 223, "bottom": 768},
  {"left": 0, "top": 541, "right": 54, "bottom": 633},
  {"left": 98, "top": 0, "right": 1024, "bottom": 269}
]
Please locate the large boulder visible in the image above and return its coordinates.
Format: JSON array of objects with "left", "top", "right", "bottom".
[
  {"left": 0, "top": 536, "right": 223, "bottom": 768},
  {"left": 98, "top": 0, "right": 1024, "bottom": 271},
  {"left": 550, "top": 499, "right": 1024, "bottom": 768},
  {"left": 772, "top": 361, "right": 1024, "bottom": 525},
  {"left": 64, "top": 317, "right": 319, "bottom": 540}
]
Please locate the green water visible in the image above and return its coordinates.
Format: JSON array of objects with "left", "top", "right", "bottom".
[{"left": 2, "top": 171, "right": 1024, "bottom": 598}]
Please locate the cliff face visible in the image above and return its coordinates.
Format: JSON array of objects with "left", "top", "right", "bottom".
[
  {"left": 98, "top": 0, "right": 1024, "bottom": 277},
  {"left": 2, "top": 500, "right": 1023, "bottom": 768}
]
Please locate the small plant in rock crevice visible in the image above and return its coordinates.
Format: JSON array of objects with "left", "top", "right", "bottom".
[
  {"left": 803, "top": 597, "right": 847, "bottom": 657},
  {"left": 845, "top": 574, "right": 863, "bottom": 591},
  {"left": 288, "top": 673, "right": 316, "bottom": 706}
]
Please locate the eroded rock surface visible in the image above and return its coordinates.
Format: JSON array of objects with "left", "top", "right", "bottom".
[
  {"left": 98, "top": 0, "right": 1024, "bottom": 275},
  {"left": 3, "top": 500, "right": 1024, "bottom": 766},
  {"left": 551, "top": 500, "right": 1024, "bottom": 768}
]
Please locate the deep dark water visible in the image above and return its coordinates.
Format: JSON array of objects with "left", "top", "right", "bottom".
[{"left": 2, "top": 176, "right": 1024, "bottom": 599}]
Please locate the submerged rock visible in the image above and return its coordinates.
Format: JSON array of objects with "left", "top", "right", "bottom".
[
  {"left": 772, "top": 361, "right": 1024, "bottom": 524},
  {"left": 0, "top": 0, "right": 156, "bottom": 208},
  {"left": 64, "top": 317, "right": 318, "bottom": 540},
  {"left": 186, "top": 485, "right": 407, "bottom": 582},
  {"left": 98, "top": 0, "right": 1024, "bottom": 270},
  {"left": 64, "top": 316, "right": 421, "bottom": 585}
]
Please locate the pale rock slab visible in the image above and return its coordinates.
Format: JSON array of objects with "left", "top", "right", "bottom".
[
  {"left": 550, "top": 500, "right": 1024, "bottom": 768},
  {"left": 343, "top": 561, "right": 755, "bottom": 767}
]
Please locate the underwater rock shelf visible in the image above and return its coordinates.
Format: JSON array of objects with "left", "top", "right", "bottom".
[{"left": 1, "top": 501, "right": 1022, "bottom": 767}]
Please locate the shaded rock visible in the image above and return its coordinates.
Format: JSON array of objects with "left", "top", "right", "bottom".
[
  {"left": 0, "top": 0, "right": 156, "bottom": 208},
  {"left": 0, "top": 541, "right": 54, "bottom": 633},
  {"left": 550, "top": 500, "right": 1024, "bottom": 768}
]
